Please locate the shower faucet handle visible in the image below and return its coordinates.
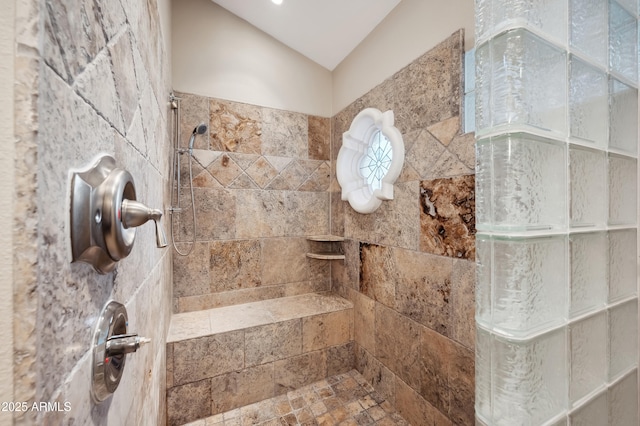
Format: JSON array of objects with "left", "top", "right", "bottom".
[
  {"left": 105, "top": 333, "right": 151, "bottom": 357},
  {"left": 121, "top": 199, "right": 168, "bottom": 248}
]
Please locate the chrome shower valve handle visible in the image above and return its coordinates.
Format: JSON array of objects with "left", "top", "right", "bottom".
[{"left": 69, "top": 154, "right": 167, "bottom": 274}]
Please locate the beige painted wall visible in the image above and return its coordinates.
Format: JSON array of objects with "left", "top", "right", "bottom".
[
  {"left": 332, "top": 0, "right": 474, "bottom": 113},
  {"left": 171, "top": 0, "right": 473, "bottom": 116},
  {"left": 0, "top": 0, "right": 14, "bottom": 420},
  {"left": 172, "top": 0, "right": 333, "bottom": 117}
]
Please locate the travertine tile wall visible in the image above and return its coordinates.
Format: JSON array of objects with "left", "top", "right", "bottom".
[
  {"left": 10, "top": 0, "right": 172, "bottom": 424},
  {"left": 172, "top": 94, "right": 332, "bottom": 312},
  {"left": 331, "top": 30, "right": 476, "bottom": 426}
]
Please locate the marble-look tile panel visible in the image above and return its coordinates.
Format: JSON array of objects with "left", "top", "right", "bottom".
[
  {"left": 419, "top": 175, "right": 475, "bottom": 259},
  {"left": 330, "top": 191, "right": 345, "bottom": 236},
  {"left": 404, "top": 129, "right": 447, "bottom": 179},
  {"left": 167, "top": 309, "right": 211, "bottom": 343},
  {"left": 419, "top": 326, "right": 451, "bottom": 415},
  {"left": 172, "top": 331, "right": 244, "bottom": 386},
  {"left": 44, "top": 0, "right": 107, "bottom": 82},
  {"left": 235, "top": 190, "right": 286, "bottom": 238},
  {"left": 176, "top": 286, "right": 286, "bottom": 313},
  {"left": 299, "top": 161, "right": 331, "bottom": 192},
  {"left": 245, "top": 319, "right": 303, "bottom": 367},
  {"left": 429, "top": 149, "right": 474, "bottom": 178},
  {"left": 451, "top": 259, "right": 475, "bottom": 349},
  {"left": 274, "top": 351, "right": 327, "bottom": 394},
  {"left": 395, "top": 377, "right": 452, "bottom": 426},
  {"left": 374, "top": 304, "right": 421, "bottom": 391},
  {"left": 210, "top": 98, "right": 262, "bottom": 153},
  {"left": 209, "top": 239, "right": 261, "bottom": 292},
  {"left": 448, "top": 132, "right": 476, "bottom": 170},
  {"left": 344, "top": 181, "right": 420, "bottom": 251},
  {"left": 428, "top": 116, "right": 461, "bottom": 147},
  {"left": 353, "top": 291, "right": 376, "bottom": 355},
  {"left": 285, "top": 191, "right": 330, "bottom": 236},
  {"left": 282, "top": 280, "right": 331, "bottom": 297},
  {"left": 302, "top": 310, "right": 353, "bottom": 352},
  {"left": 261, "top": 107, "right": 308, "bottom": 158},
  {"left": 331, "top": 239, "right": 359, "bottom": 291},
  {"left": 393, "top": 247, "right": 453, "bottom": 336},
  {"left": 208, "top": 302, "right": 276, "bottom": 334},
  {"left": 327, "top": 342, "right": 355, "bottom": 377},
  {"left": 177, "top": 188, "right": 236, "bottom": 241},
  {"left": 210, "top": 363, "right": 276, "bottom": 415},
  {"left": 206, "top": 153, "right": 243, "bottom": 186},
  {"left": 167, "top": 379, "right": 211, "bottom": 426},
  {"left": 355, "top": 345, "right": 396, "bottom": 406},
  {"left": 262, "top": 237, "right": 309, "bottom": 285},
  {"left": 109, "top": 29, "right": 139, "bottom": 131},
  {"left": 308, "top": 116, "right": 331, "bottom": 160},
  {"left": 176, "top": 92, "right": 210, "bottom": 150},
  {"left": 266, "top": 160, "right": 308, "bottom": 190},
  {"left": 173, "top": 242, "right": 210, "bottom": 298},
  {"left": 449, "top": 342, "right": 475, "bottom": 426},
  {"left": 245, "top": 156, "right": 279, "bottom": 188},
  {"left": 359, "top": 243, "right": 396, "bottom": 308}
]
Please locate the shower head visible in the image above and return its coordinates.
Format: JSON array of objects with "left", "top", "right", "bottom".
[{"left": 187, "top": 123, "right": 208, "bottom": 153}]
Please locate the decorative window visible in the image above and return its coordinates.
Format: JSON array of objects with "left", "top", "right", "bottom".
[{"left": 336, "top": 108, "right": 405, "bottom": 214}]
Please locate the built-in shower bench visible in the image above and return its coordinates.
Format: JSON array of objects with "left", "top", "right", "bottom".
[{"left": 165, "top": 292, "right": 354, "bottom": 426}]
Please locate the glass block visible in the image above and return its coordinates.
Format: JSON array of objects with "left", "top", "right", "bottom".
[
  {"left": 570, "top": 392, "right": 608, "bottom": 426},
  {"left": 475, "top": 42, "right": 492, "bottom": 133},
  {"left": 475, "top": 139, "right": 492, "bottom": 229},
  {"left": 569, "top": 146, "right": 607, "bottom": 228},
  {"left": 615, "top": 0, "right": 638, "bottom": 15},
  {"left": 492, "top": 133, "right": 567, "bottom": 231},
  {"left": 569, "top": 232, "right": 608, "bottom": 318},
  {"left": 491, "top": 29, "right": 567, "bottom": 136},
  {"left": 492, "top": 329, "right": 568, "bottom": 425},
  {"left": 608, "top": 154, "right": 638, "bottom": 226},
  {"left": 570, "top": 313, "right": 608, "bottom": 404},
  {"left": 608, "top": 370, "right": 639, "bottom": 425},
  {"left": 476, "top": 235, "right": 492, "bottom": 326},
  {"left": 608, "top": 229, "right": 638, "bottom": 302},
  {"left": 476, "top": 327, "right": 492, "bottom": 422},
  {"left": 492, "top": 235, "right": 568, "bottom": 336},
  {"left": 609, "top": 300, "right": 639, "bottom": 380},
  {"left": 476, "top": 0, "right": 493, "bottom": 42},
  {"left": 609, "top": 78, "right": 638, "bottom": 155},
  {"left": 570, "top": 0, "right": 609, "bottom": 66},
  {"left": 609, "top": 0, "right": 638, "bottom": 83},
  {"left": 569, "top": 57, "right": 608, "bottom": 146},
  {"left": 492, "top": 0, "right": 567, "bottom": 43}
]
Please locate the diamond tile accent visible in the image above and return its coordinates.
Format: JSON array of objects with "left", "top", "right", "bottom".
[{"left": 207, "top": 154, "right": 243, "bottom": 187}]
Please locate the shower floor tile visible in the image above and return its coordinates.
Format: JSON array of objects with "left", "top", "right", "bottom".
[{"left": 182, "top": 369, "right": 410, "bottom": 426}]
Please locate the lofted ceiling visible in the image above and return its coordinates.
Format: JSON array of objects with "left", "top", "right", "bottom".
[{"left": 210, "top": 0, "right": 402, "bottom": 71}]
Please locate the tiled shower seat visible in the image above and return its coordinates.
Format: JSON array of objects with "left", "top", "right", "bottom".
[{"left": 166, "top": 293, "right": 355, "bottom": 426}]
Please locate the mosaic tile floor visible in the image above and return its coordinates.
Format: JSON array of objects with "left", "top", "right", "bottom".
[{"left": 183, "top": 369, "right": 410, "bottom": 426}]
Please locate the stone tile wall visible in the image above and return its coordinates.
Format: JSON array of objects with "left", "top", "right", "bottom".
[
  {"left": 172, "top": 94, "right": 332, "bottom": 312},
  {"left": 331, "top": 30, "right": 476, "bottom": 426},
  {"left": 10, "top": 0, "right": 172, "bottom": 423}
]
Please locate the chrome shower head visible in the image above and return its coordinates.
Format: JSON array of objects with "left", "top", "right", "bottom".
[{"left": 187, "top": 123, "right": 208, "bottom": 153}]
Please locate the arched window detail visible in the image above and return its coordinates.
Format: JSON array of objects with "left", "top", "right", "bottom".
[{"left": 337, "top": 108, "right": 405, "bottom": 214}]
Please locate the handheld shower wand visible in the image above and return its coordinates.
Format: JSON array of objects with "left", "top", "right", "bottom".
[{"left": 187, "top": 123, "right": 208, "bottom": 155}]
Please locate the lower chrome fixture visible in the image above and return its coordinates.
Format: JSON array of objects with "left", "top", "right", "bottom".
[
  {"left": 91, "top": 301, "right": 150, "bottom": 403},
  {"left": 69, "top": 154, "right": 167, "bottom": 274}
]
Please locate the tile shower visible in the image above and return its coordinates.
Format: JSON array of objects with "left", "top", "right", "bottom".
[
  {"left": 475, "top": 0, "right": 639, "bottom": 424},
  {"left": 167, "top": 30, "right": 476, "bottom": 425}
]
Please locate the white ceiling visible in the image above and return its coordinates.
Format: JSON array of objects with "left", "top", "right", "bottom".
[{"left": 210, "top": 0, "right": 402, "bottom": 71}]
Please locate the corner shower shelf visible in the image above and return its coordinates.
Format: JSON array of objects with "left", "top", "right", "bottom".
[{"left": 306, "top": 235, "right": 345, "bottom": 260}]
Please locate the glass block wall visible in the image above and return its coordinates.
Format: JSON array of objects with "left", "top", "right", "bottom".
[{"left": 475, "top": 0, "right": 639, "bottom": 424}]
